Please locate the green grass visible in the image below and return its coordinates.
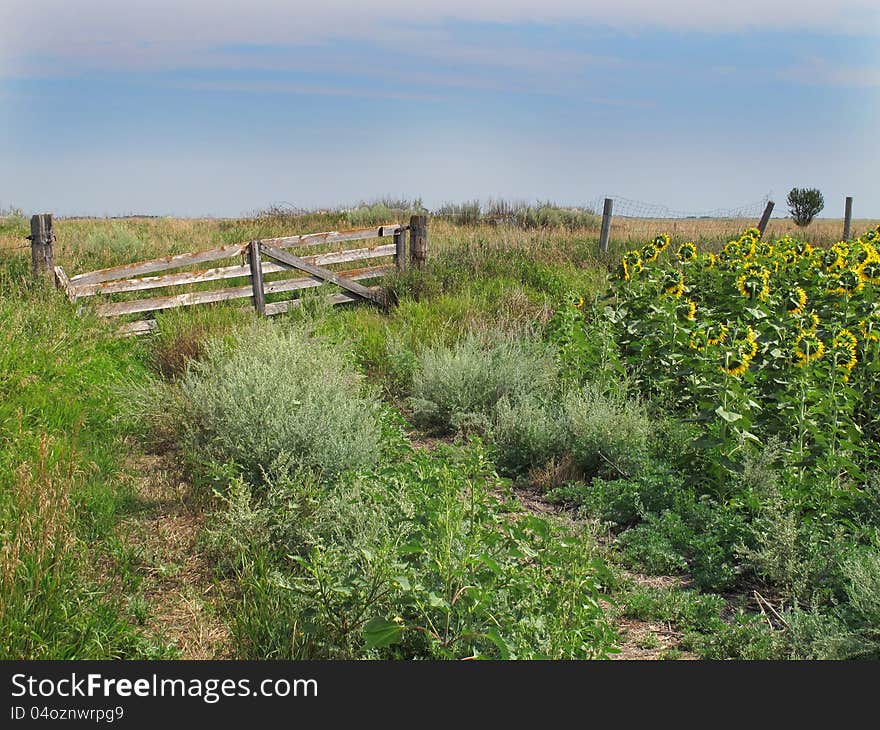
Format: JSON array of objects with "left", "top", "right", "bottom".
[{"left": 0, "top": 283, "right": 172, "bottom": 658}]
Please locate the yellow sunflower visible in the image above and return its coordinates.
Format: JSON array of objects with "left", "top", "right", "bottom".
[
  {"left": 794, "top": 331, "right": 826, "bottom": 366},
  {"left": 784, "top": 287, "right": 808, "bottom": 316},
  {"left": 856, "top": 259, "right": 880, "bottom": 286},
  {"left": 677, "top": 241, "right": 697, "bottom": 263},
  {"left": 619, "top": 250, "right": 643, "bottom": 281},
  {"left": 830, "top": 329, "right": 858, "bottom": 380},
  {"left": 720, "top": 328, "right": 757, "bottom": 377},
  {"left": 736, "top": 268, "right": 771, "bottom": 300},
  {"left": 641, "top": 243, "right": 660, "bottom": 264},
  {"left": 858, "top": 319, "right": 880, "bottom": 344},
  {"left": 663, "top": 270, "right": 685, "bottom": 298},
  {"left": 653, "top": 233, "right": 671, "bottom": 252},
  {"left": 826, "top": 269, "right": 863, "bottom": 296},
  {"left": 676, "top": 298, "right": 697, "bottom": 321}
]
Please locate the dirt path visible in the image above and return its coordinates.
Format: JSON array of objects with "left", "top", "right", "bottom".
[
  {"left": 509, "top": 485, "right": 697, "bottom": 660},
  {"left": 118, "top": 432, "right": 694, "bottom": 660},
  {"left": 608, "top": 572, "right": 697, "bottom": 660},
  {"left": 118, "top": 451, "right": 230, "bottom": 658}
]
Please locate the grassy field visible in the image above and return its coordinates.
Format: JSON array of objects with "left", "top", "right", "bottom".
[{"left": 2, "top": 207, "right": 880, "bottom": 659}]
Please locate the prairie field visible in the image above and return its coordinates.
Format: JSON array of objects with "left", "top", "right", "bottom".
[{"left": 2, "top": 207, "right": 880, "bottom": 660}]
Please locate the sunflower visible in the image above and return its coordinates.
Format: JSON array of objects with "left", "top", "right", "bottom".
[
  {"left": 783, "top": 286, "right": 808, "bottom": 316},
  {"left": 794, "top": 241, "right": 815, "bottom": 258},
  {"left": 850, "top": 242, "right": 878, "bottom": 266},
  {"left": 700, "top": 252, "right": 717, "bottom": 270},
  {"left": 856, "top": 259, "right": 880, "bottom": 286},
  {"left": 858, "top": 319, "right": 880, "bottom": 343},
  {"left": 641, "top": 243, "right": 659, "bottom": 264},
  {"left": 826, "top": 269, "right": 863, "bottom": 296},
  {"left": 820, "top": 247, "right": 845, "bottom": 271},
  {"left": 755, "top": 241, "right": 774, "bottom": 258},
  {"left": 723, "top": 240, "right": 741, "bottom": 258},
  {"left": 830, "top": 329, "right": 858, "bottom": 380},
  {"left": 720, "top": 328, "right": 758, "bottom": 378},
  {"left": 708, "top": 323, "right": 728, "bottom": 346},
  {"left": 662, "top": 270, "right": 685, "bottom": 298},
  {"left": 801, "top": 310, "right": 820, "bottom": 333},
  {"left": 794, "top": 331, "right": 825, "bottom": 366},
  {"left": 653, "top": 233, "right": 671, "bottom": 252},
  {"left": 721, "top": 357, "right": 750, "bottom": 377},
  {"left": 736, "top": 267, "right": 770, "bottom": 300},
  {"left": 740, "top": 227, "right": 762, "bottom": 242},
  {"left": 676, "top": 298, "right": 697, "bottom": 321},
  {"left": 779, "top": 248, "right": 798, "bottom": 267},
  {"left": 619, "top": 250, "right": 643, "bottom": 281},
  {"left": 739, "top": 240, "right": 757, "bottom": 260},
  {"left": 690, "top": 322, "right": 728, "bottom": 351},
  {"left": 677, "top": 241, "right": 697, "bottom": 263}
]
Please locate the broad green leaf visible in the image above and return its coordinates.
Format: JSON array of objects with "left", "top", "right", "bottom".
[
  {"left": 714, "top": 405, "right": 742, "bottom": 423},
  {"left": 363, "top": 617, "right": 404, "bottom": 649}
]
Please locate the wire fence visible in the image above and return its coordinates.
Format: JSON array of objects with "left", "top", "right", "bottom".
[{"left": 586, "top": 193, "right": 772, "bottom": 220}]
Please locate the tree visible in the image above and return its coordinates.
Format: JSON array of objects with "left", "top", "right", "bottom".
[{"left": 787, "top": 188, "right": 825, "bottom": 227}]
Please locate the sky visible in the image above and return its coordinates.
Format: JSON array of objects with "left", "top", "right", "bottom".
[{"left": 1, "top": 1, "right": 878, "bottom": 218}]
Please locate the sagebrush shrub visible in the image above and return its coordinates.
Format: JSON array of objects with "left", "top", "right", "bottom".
[
  {"left": 180, "top": 325, "right": 383, "bottom": 485},
  {"left": 409, "top": 335, "right": 558, "bottom": 433},
  {"left": 561, "top": 386, "right": 652, "bottom": 478},
  {"left": 492, "top": 395, "right": 566, "bottom": 474},
  {"left": 490, "top": 382, "right": 653, "bottom": 483}
]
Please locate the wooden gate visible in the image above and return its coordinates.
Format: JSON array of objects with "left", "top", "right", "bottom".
[{"left": 53, "top": 216, "right": 428, "bottom": 335}]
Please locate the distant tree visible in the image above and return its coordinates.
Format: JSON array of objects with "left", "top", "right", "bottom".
[{"left": 787, "top": 188, "right": 825, "bottom": 227}]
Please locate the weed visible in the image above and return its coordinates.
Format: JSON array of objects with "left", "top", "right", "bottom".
[{"left": 179, "top": 324, "right": 384, "bottom": 486}]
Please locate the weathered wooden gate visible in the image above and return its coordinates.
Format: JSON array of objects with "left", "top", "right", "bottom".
[{"left": 51, "top": 216, "right": 428, "bottom": 335}]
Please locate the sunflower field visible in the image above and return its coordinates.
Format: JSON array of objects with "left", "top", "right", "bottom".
[{"left": 602, "top": 225, "right": 880, "bottom": 488}]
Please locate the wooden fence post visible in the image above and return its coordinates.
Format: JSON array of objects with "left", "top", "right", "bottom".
[
  {"left": 598, "top": 198, "right": 613, "bottom": 254},
  {"left": 409, "top": 215, "right": 428, "bottom": 269},
  {"left": 248, "top": 240, "right": 266, "bottom": 316},
  {"left": 757, "top": 200, "right": 774, "bottom": 236},
  {"left": 394, "top": 226, "right": 407, "bottom": 271},
  {"left": 29, "top": 213, "right": 54, "bottom": 279},
  {"left": 843, "top": 196, "right": 853, "bottom": 241}
]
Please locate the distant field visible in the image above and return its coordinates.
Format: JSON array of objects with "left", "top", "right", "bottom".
[{"left": 2, "top": 213, "right": 877, "bottom": 276}]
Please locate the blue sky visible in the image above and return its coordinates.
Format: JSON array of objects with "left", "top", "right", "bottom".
[{"left": 1, "top": 1, "right": 878, "bottom": 217}]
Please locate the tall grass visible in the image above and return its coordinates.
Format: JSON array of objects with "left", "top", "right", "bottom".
[{"left": 0, "top": 286, "right": 163, "bottom": 657}]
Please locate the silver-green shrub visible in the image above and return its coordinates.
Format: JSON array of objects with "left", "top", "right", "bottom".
[
  {"left": 180, "top": 324, "right": 382, "bottom": 485},
  {"left": 492, "top": 395, "right": 567, "bottom": 474},
  {"left": 560, "top": 385, "right": 652, "bottom": 478},
  {"left": 409, "top": 335, "right": 558, "bottom": 433}
]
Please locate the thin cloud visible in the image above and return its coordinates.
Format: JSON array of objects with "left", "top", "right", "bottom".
[
  {"left": 175, "top": 79, "right": 444, "bottom": 102},
  {"left": 1, "top": 1, "right": 878, "bottom": 76},
  {"left": 776, "top": 57, "right": 880, "bottom": 87}
]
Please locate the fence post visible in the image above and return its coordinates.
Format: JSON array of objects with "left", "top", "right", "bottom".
[
  {"left": 248, "top": 240, "right": 266, "bottom": 316},
  {"left": 843, "top": 196, "right": 853, "bottom": 241},
  {"left": 394, "top": 225, "right": 408, "bottom": 272},
  {"left": 598, "top": 198, "right": 613, "bottom": 254},
  {"left": 29, "top": 213, "right": 54, "bottom": 279},
  {"left": 409, "top": 215, "right": 428, "bottom": 269},
  {"left": 757, "top": 200, "right": 774, "bottom": 236}
]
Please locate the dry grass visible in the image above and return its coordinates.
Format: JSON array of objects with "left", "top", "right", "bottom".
[
  {"left": 3, "top": 214, "right": 876, "bottom": 278},
  {"left": 606, "top": 216, "right": 878, "bottom": 249}
]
